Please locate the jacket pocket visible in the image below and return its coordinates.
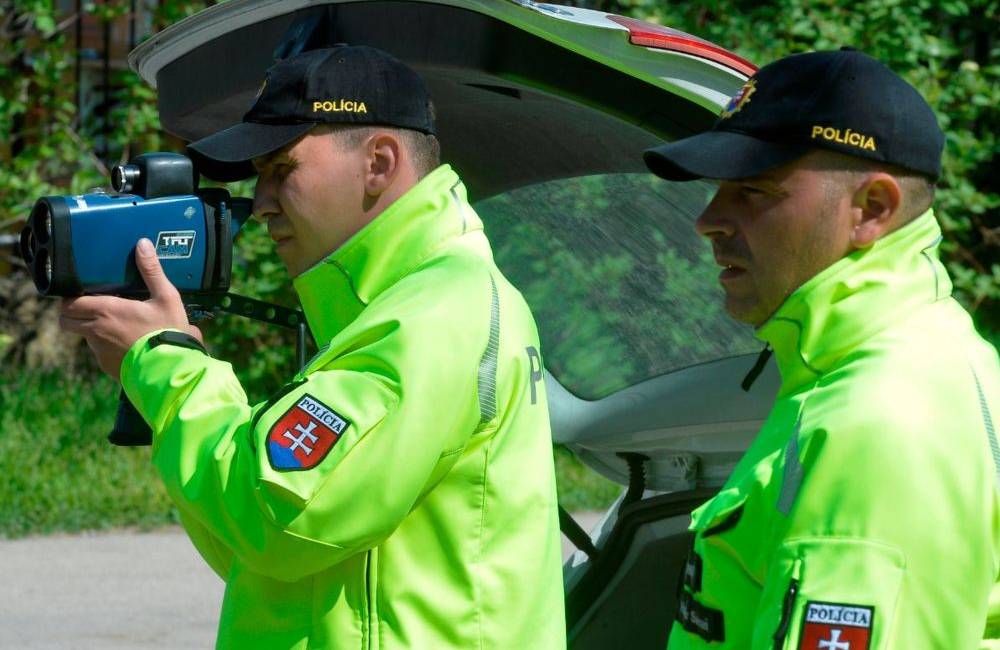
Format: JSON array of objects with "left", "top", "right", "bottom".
[{"left": 760, "top": 538, "right": 904, "bottom": 650}]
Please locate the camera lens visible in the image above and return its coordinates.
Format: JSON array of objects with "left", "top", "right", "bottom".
[
  {"left": 19, "top": 227, "right": 35, "bottom": 265},
  {"left": 30, "top": 200, "right": 51, "bottom": 244},
  {"left": 112, "top": 164, "right": 140, "bottom": 194},
  {"left": 33, "top": 248, "right": 50, "bottom": 294}
]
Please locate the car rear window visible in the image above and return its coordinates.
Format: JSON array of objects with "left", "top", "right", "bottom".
[{"left": 475, "top": 173, "right": 760, "bottom": 400}]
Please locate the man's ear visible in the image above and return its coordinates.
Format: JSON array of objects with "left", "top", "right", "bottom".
[
  {"left": 363, "top": 132, "right": 402, "bottom": 198},
  {"left": 850, "top": 173, "right": 902, "bottom": 249}
]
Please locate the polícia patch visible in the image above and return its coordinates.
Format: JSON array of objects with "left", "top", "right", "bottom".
[
  {"left": 798, "top": 601, "right": 873, "bottom": 650},
  {"left": 266, "top": 394, "right": 350, "bottom": 471}
]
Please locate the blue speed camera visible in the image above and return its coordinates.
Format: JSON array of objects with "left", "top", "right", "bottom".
[{"left": 20, "top": 152, "right": 252, "bottom": 297}]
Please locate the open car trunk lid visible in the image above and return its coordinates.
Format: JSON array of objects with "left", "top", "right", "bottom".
[{"left": 130, "top": 0, "right": 749, "bottom": 200}]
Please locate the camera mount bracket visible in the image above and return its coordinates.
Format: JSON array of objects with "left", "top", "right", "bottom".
[{"left": 184, "top": 292, "right": 309, "bottom": 369}]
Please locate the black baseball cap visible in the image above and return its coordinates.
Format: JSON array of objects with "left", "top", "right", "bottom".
[
  {"left": 644, "top": 49, "right": 944, "bottom": 182},
  {"left": 188, "top": 45, "right": 436, "bottom": 182}
]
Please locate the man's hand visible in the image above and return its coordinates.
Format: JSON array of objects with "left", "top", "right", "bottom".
[{"left": 60, "top": 238, "right": 202, "bottom": 380}]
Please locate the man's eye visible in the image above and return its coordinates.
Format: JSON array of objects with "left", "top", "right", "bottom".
[{"left": 741, "top": 185, "right": 765, "bottom": 195}]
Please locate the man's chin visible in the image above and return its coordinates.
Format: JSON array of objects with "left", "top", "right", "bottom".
[
  {"left": 723, "top": 296, "right": 767, "bottom": 327},
  {"left": 275, "top": 250, "right": 303, "bottom": 278}
]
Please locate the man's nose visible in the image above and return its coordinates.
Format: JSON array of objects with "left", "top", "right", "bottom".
[
  {"left": 695, "top": 195, "right": 736, "bottom": 239},
  {"left": 252, "top": 175, "right": 278, "bottom": 223}
]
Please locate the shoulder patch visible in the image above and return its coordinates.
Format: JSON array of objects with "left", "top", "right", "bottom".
[
  {"left": 799, "top": 601, "right": 873, "bottom": 650},
  {"left": 266, "top": 394, "right": 351, "bottom": 471}
]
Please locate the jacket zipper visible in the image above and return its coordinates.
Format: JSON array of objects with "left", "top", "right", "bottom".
[
  {"left": 364, "top": 548, "right": 378, "bottom": 650},
  {"left": 773, "top": 578, "right": 799, "bottom": 649}
]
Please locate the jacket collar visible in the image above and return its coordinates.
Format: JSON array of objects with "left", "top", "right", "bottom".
[
  {"left": 756, "top": 210, "right": 949, "bottom": 395},
  {"left": 292, "top": 164, "right": 480, "bottom": 344}
]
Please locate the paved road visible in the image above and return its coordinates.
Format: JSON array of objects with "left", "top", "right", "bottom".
[{"left": 0, "top": 513, "right": 603, "bottom": 649}]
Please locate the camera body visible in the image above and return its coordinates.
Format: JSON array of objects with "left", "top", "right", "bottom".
[
  {"left": 20, "top": 152, "right": 252, "bottom": 297},
  {"left": 18, "top": 151, "right": 306, "bottom": 448}
]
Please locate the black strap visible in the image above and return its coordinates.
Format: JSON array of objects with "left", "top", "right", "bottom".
[
  {"left": 558, "top": 506, "right": 599, "bottom": 559},
  {"left": 149, "top": 330, "right": 208, "bottom": 354},
  {"left": 741, "top": 344, "right": 773, "bottom": 391},
  {"left": 676, "top": 590, "right": 725, "bottom": 643}
]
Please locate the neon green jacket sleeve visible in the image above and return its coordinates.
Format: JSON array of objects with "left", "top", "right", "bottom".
[
  {"left": 668, "top": 211, "right": 1000, "bottom": 649},
  {"left": 123, "top": 304, "right": 470, "bottom": 582},
  {"left": 121, "top": 166, "right": 565, "bottom": 649}
]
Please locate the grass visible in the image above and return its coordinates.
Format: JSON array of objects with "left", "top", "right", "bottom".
[
  {"left": 0, "top": 367, "right": 621, "bottom": 538},
  {"left": 553, "top": 445, "right": 622, "bottom": 512},
  {"left": 0, "top": 368, "right": 177, "bottom": 537}
]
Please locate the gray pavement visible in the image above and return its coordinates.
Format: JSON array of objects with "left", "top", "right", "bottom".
[
  {"left": 0, "top": 528, "right": 223, "bottom": 650},
  {"left": 0, "top": 512, "right": 603, "bottom": 649}
]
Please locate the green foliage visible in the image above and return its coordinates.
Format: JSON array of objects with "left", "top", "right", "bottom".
[
  {"left": 1, "top": 4, "right": 101, "bottom": 221},
  {"left": 0, "top": 367, "right": 178, "bottom": 537},
  {"left": 0, "top": 2, "right": 212, "bottom": 218},
  {"left": 554, "top": 446, "right": 622, "bottom": 512}
]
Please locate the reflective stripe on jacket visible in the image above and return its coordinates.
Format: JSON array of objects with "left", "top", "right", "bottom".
[
  {"left": 668, "top": 210, "right": 1000, "bottom": 649},
  {"left": 121, "top": 165, "right": 566, "bottom": 649}
]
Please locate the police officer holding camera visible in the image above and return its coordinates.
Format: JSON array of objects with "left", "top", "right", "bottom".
[
  {"left": 644, "top": 49, "right": 1000, "bottom": 648},
  {"left": 60, "top": 46, "right": 566, "bottom": 649}
]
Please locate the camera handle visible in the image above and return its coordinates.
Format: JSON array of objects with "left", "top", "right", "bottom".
[{"left": 108, "top": 292, "right": 308, "bottom": 447}]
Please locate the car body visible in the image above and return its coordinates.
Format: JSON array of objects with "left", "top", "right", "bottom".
[{"left": 130, "top": 2, "right": 780, "bottom": 647}]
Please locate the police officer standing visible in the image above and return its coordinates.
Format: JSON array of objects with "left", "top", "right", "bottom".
[
  {"left": 60, "top": 46, "right": 566, "bottom": 649},
  {"left": 644, "top": 49, "right": 1000, "bottom": 648}
]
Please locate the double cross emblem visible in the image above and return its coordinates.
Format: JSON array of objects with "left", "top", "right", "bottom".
[
  {"left": 818, "top": 629, "right": 850, "bottom": 650},
  {"left": 283, "top": 420, "right": 320, "bottom": 455}
]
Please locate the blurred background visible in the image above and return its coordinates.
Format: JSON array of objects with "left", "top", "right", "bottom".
[{"left": 0, "top": 0, "right": 996, "bottom": 538}]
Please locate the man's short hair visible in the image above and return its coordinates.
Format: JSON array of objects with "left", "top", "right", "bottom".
[
  {"left": 812, "top": 149, "right": 936, "bottom": 222},
  {"left": 319, "top": 123, "right": 441, "bottom": 179}
]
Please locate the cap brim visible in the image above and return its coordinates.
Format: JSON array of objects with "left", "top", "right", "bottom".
[
  {"left": 186, "top": 121, "right": 316, "bottom": 182},
  {"left": 643, "top": 131, "right": 811, "bottom": 181}
]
